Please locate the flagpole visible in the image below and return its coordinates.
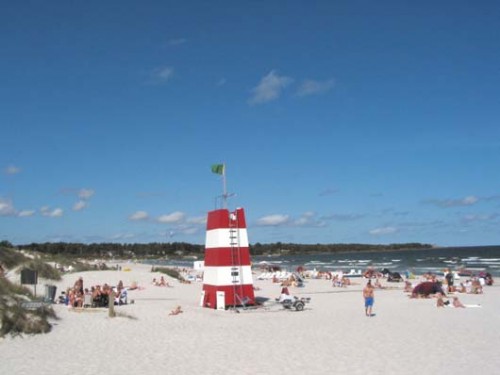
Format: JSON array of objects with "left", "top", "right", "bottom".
[
  {"left": 211, "top": 163, "right": 229, "bottom": 209},
  {"left": 222, "top": 163, "right": 227, "bottom": 209}
]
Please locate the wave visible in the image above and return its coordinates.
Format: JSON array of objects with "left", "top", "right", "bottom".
[
  {"left": 304, "top": 261, "right": 329, "bottom": 266},
  {"left": 479, "top": 258, "right": 500, "bottom": 262}
]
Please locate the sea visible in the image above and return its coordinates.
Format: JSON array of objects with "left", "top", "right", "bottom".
[{"left": 151, "top": 245, "right": 500, "bottom": 277}]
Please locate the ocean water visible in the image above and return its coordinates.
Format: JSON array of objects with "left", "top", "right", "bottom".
[
  {"left": 252, "top": 246, "right": 500, "bottom": 277},
  {"left": 153, "top": 245, "right": 500, "bottom": 277}
]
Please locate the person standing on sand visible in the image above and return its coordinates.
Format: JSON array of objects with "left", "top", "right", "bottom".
[{"left": 363, "top": 280, "right": 375, "bottom": 317}]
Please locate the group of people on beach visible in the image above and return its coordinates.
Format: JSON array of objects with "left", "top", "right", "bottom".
[
  {"left": 436, "top": 294, "right": 468, "bottom": 308},
  {"left": 152, "top": 276, "right": 172, "bottom": 287},
  {"left": 331, "top": 272, "right": 352, "bottom": 287},
  {"left": 278, "top": 273, "right": 304, "bottom": 287},
  {"left": 359, "top": 267, "right": 494, "bottom": 316},
  {"left": 406, "top": 270, "right": 488, "bottom": 299},
  {"left": 60, "top": 277, "right": 127, "bottom": 308}
]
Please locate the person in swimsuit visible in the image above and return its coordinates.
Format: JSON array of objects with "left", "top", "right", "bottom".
[
  {"left": 452, "top": 296, "right": 465, "bottom": 308},
  {"left": 363, "top": 280, "right": 375, "bottom": 317}
]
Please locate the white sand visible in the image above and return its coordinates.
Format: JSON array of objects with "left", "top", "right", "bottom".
[{"left": 2, "top": 263, "right": 500, "bottom": 375}]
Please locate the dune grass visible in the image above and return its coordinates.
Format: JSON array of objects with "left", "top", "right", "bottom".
[
  {"left": 151, "top": 266, "right": 182, "bottom": 280},
  {"left": 0, "top": 277, "right": 58, "bottom": 337},
  {"left": 1, "top": 246, "right": 60, "bottom": 337}
]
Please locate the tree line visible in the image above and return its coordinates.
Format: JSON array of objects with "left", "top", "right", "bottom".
[{"left": 1, "top": 240, "right": 433, "bottom": 259}]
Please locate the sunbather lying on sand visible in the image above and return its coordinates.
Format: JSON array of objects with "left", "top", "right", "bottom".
[{"left": 169, "top": 305, "right": 183, "bottom": 316}]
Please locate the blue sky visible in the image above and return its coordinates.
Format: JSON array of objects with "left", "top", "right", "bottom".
[{"left": 1, "top": 1, "right": 499, "bottom": 246}]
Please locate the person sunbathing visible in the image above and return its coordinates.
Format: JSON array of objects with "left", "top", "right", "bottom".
[
  {"left": 117, "top": 280, "right": 124, "bottom": 294},
  {"left": 457, "top": 283, "right": 467, "bottom": 293},
  {"left": 436, "top": 293, "right": 446, "bottom": 308},
  {"left": 404, "top": 281, "right": 413, "bottom": 293},
  {"left": 74, "top": 290, "right": 83, "bottom": 308},
  {"left": 470, "top": 279, "right": 483, "bottom": 294},
  {"left": 374, "top": 278, "right": 386, "bottom": 289},
  {"left": 68, "top": 289, "right": 76, "bottom": 308},
  {"left": 92, "top": 285, "right": 102, "bottom": 305},
  {"left": 169, "top": 305, "right": 183, "bottom": 315},
  {"left": 452, "top": 297, "right": 465, "bottom": 308},
  {"left": 159, "top": 276, "right": 168, "bottom": 286},
  {"left": 74, "top": 277, "right": 84, "bottom": 295}
]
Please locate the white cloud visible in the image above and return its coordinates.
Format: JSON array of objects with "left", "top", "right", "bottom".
[
  {"left": 462, "top": 196, "right": 479, "bottom": 205},
  {"left": 187, "top": 216, "right": 207, "bottom": 225},
  {"left": 111, "top": 233, "right": 136, "bottom": 240},
  {"left": 78, "top": 189, "right": 95, "bottom": 200},
  {"left": 129, "top": 211, "right": 149, "bottom": 221},
  {"left": 424, "top": 195, "right": 479, "bottom": 208},
  {"left": 0, "top": 198, "right": 16, "bottom": 216},
  {"left": 73, "top": 200, "right": 87, "bottom": 211},
  {"left": 296, "top": 79, "right": 335, "bottom": 96},
  {"left": 292, "top": 212, "right": 327, "bottom": 227},
  {"left": 369, "top": 226, "right": 398, "bottom": 235},
  {"left": 293, "top": 217, "right": 310, "bottom": 226},
  {"left": 293, "top": 212, "right": 314, "bottom": 226},
  {"left": 157, "top": 211, "right": 185, "bottom": 224},
  {"left": 323, "top": 213, "right": 364, "bottom": 221},
  {"left": 70, "top": 188, "right": 94, "bottom": 212},
  {"left": 248, "top": 70, "right": 293, "bottom": 105},
  {"left": 153, "top": 66, "right": 174, "bottom": 83},
  {"left": 255, "top": 212, "right": 327, "bottom": 227},
  {"left": 179, "top": 226, "right": 199, "bottom": 235},
  {"left": 256, "top": 214, "right": 290, "bottom": 226},
  {"left": 40, "top": 206, "right": 63, "bottom": 217},
  {"left": 5, "top": 165, "right": 21, "bottom": 175},
  {"left": 50, "top": 208, "right": 64, "bottom": 217},
  {"left": 18, "top": 210, "right": 35, "bottom": 217},
  {"left": 462, "top": 213, "right": 498, "bottom": 222}
]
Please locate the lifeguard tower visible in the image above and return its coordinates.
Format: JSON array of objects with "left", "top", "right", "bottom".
[{"left": 201, "top": 164, "right": 255, "bottom": 309}]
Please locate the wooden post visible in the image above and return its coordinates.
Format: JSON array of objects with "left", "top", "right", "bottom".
[{"left": 108, "top": 291, "right": 116, "bottom": 318}]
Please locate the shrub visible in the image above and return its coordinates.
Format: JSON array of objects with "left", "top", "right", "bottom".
[
  {"left": 0, "top": 278, "right": 58, "bottom": 337},
  {"left": 23, "top": 258, "right": 62, "bottom": 281},
  {"left": 0, "top": 303, "right": 57, "bottom": 337},
  {"left": 0, "top": 247, "right": 29, "bottom": 269},
  {"left": 152, "top": 267, "right": 182, "bottom": 280}
]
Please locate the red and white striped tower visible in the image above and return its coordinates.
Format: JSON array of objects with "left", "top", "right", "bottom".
[{"left": 201, "top": 207, "right": 255, "bottom": 309}]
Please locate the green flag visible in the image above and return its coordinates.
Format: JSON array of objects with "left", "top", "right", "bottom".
[{"left": 211, "top": 164, "right": 224, "bottom": 175}]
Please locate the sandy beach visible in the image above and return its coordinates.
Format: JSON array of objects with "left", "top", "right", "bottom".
[{"left": 2, "top": 262, "right": 500, "bottom": 375}]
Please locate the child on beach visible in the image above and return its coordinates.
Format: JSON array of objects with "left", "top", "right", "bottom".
[{"left": 363, "top": 280, "right": 375, "bottom": 317}]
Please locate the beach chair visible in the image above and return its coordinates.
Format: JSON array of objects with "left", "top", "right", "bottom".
[
  {"left": 118, "top": 289, "right": 128, "bottom": 305},
  {"left": 83, "top": 293, "right": 93, "bottom": 308}
]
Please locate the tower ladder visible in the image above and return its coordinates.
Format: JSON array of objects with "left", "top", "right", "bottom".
[{"left": 229, "top": 210, "right": 244, "bottom": 308}]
